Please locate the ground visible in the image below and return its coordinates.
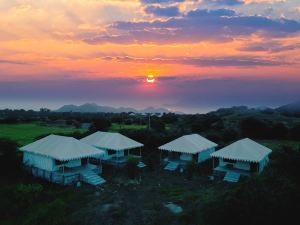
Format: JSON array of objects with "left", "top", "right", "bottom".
[
  {"left": 0, "top": 123, "right": 87, "bottom": 146},
  {"left": 67, "top": 167, "right": 216, "bottom": 225}
]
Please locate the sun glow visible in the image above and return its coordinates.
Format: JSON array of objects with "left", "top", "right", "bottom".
[{"left": 146, "top": 74, "right": 155, "bottom": 83}]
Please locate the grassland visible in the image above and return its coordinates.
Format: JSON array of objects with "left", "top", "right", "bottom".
[
  {"left": 0, "top": 123, "right": 87, "bottom": 146},
  {"left": 109, "top": 123, "right": 147, "bottom": 132}
]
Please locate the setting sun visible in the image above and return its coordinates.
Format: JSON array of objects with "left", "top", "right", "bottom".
[{"left": 146, "top": 74, "right": 155, "bottom": 83}]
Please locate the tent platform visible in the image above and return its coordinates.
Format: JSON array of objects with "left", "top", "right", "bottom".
[
  {"left": 102, "top": 155, "right": 142, "bottom": 167},
  {"left": 213, "top": 166, "right": 251, "bottom": 177},
  {"left": 25, "top": 164, "right": 103, "bottom": 186}
]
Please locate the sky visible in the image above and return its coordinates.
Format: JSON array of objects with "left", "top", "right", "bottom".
[{"left": 0, "top": 0, "right": 300, "bottom": 113}]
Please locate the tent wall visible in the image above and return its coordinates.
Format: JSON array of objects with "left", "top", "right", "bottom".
[
  {"left": 198, "top": 147, "right": 215, "bottom": 163},
  {"left": 234, "top": 161, "right": 251, "bottom": 170},
  {"left": 23, "top": 152, "right": 54, "bottom": 171},
  {"left": 66, "top": 159, "right": 81, "bottom": 167},
  {"left": 219, "top": 158, "right": 251, "bottom": 171},
  {"left": 101, "top": 149, "right": 125, "bottom": 160},
  {"left": 180, "top": 153, "right": 193, "bottom": 161},
  {"left": 53, "top": 159, "right": 82, "bottom": 171},
  {"left": 258, "top": 156, "right": 269, "bottom": 173},
  {"left": 116, "top": 150, "right": 124, "bottom": 158}
]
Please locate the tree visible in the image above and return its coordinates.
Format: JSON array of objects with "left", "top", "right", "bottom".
[
  {"left": 90, "top": 118, "right": 111, "bottom": 132},
  {"left": 151, "top": 119, "right": 166, "bottom": 132},
  {"left": 186, "top": 160, "right": 197, "bottom": 180},
  {"left": 127, "top": 156, "right": 139, "bottom": 179},
  {"left": 0, "top": 138, "right": 21, "bottom": 176},
  {"left": 240, "top": 117, "right": 271, "bottom": 138}
]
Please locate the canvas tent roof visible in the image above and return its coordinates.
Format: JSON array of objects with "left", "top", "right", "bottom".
[
  {"left": 80, "top": 131, "right": 144, "bottom": 151},
  {"left": 158, "top": 134, "right": 218, "bottom": 154},
  {"left": 20, "top": 134, "right": 104, "bottom": 161},
  {"left": 211, "top": 138, "right": 272, "bottom": 162}
]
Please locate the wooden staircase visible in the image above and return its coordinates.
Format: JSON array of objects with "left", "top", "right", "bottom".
[
  {"left": 80, "top": 169, "right": 106, "bottom": 186},
  {"left": 223, "top": 171, "right": 240, "bottom": 183},
  {"left": 137, "top": 161, "right": 147, "bottom": 168}
]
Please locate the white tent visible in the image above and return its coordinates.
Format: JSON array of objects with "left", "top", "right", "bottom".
[
  {"left": 20, "top": 134, "right": 104, "bottom": 161},
  {"left": 211, "top": 138, "right": 272, "bottom": 163},
  {"left": 80, "top": 131, "right": 143, "bottom": 151},
  {"left": 20, "top": 134, "right": 106, "bottom": 185},
  {"left": 159, "top": 134, "right": 218, "bottom": 163},
  {"left": 211, "top": 138, "right": 272, "bottom": 174}
]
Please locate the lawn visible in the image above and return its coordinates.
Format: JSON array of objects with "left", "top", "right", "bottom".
[
  {"left": 109, "top": 123, "right": 147, "bottom": 132},
  {"left": 0, "top": 123, "right": 87, "bottom": 146}
]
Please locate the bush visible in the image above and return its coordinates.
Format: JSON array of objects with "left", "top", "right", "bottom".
[
  {"left": 127, "top": 156, "right": 139, "bottom": 179},
  {"left": 14, "top": 184, "right": 44, "bottom": 206},
  {"left": 186, "top": 160, "right": 197, "bottom": 180},
  {"left": 151, "top": 119, "right": 166, "bottom": 132},
  {"left": 201, "top": 146, "right": 300, "bottom": 225},
  {"left": 0, "top": 138, "right": 21, "bottom": 176},
  {"left": 90, "top": 118, "right": 111, "bottom": 132},
  {"left": 23, "top": 199, "right": 67, "bottom": 225},
  {"left": 240, "top": 117, "right": 271, "bottom": 138}
]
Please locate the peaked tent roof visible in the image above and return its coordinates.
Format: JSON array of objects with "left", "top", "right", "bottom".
[
  {"left": 80, "top": 131, "right": 144, "bottom": 151},
  {"left": 20, "top": 134, "right": 104, "bottom": 161},
  {"left": 211, "top": 138, "right": 272, "bottom": 162},
  {"left": 158, "top": 134, "right": 218, "bottom": 154}
]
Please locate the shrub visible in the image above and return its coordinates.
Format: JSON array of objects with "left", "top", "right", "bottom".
[
  {"left": 0, "top": 138, "right": 21, "bottom": 176},
  {"left": 22, "top": 199, "right": 67, "bottom": 225},
  {"left": 127, "top": 156, "right": 139, "bottom": 179},
  {"left": 186, "top": 160, "right": 197, "bottom": 180}
]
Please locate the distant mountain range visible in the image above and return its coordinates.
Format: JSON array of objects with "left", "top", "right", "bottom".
[
  {"left": 54, "top": 101, "right": 300, "bottom": 114},
  {"left": 56, "top": 103, "right": 176, "bottom": 114},
  {"left": 276, "top": 100, "right": 300, "bottom": 112}
]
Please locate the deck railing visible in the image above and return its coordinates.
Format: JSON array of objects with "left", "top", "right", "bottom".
[{"left": 25, "top": 166, "right": 81, "bottom": 185}]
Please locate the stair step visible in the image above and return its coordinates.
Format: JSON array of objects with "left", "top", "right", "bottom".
[
  {"left": 224, "top": 171, "right": 240, "bottom": 183},
  {"left": 137, "top": 162, "right": 147, "bottom": 168},
  {"left": 80, "top": 169, "right": 106, "bottom": 186}
]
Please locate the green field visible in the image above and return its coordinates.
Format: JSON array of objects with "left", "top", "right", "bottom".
[
  {"left": 109, "top": 123, "right": 147, "bottom": 132},
  {"left": 0, "top": 123, "right": 87, "bottom": 146}
]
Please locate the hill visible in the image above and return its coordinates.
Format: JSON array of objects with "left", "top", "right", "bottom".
[
  {"left": 56, "top": 103, "right": 173, "bottom": 114},
  {"left": 277, "top": 100, "right": 300, "bottom": 112}
]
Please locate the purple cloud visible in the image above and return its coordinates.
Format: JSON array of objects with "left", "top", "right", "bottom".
[
  {"left": 144, "top": 5, "right": 180, "bottom": 17},
  {"left": 203, "top": 0, "right": 244, "bottom": 6},
  {"left": 82, "top": 9, "right": 300, "bottom": 45},
  {"left": 0, "top": 59, "right": 31, "bottom": 65},
  {"left": 239, "top": 41, "right": 300, "bottom": 53},
  {"left": 140, "top": 0, "right": 185, "bottom": 4},
  {"left": 103, "top": 55, "right": 289, "bottom": 67}
]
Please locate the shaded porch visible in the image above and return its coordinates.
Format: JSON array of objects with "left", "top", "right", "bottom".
[
  {"left": 26, "top": 163, "right": 103, "bottom": 186},
  {"left": 213, "top": 165, "right": 251, "bottom": 177},
  {"left": 160, "top": 151, "right": 197, "bottom": 165},
  {"left": 102, "top": 148, "right": 142, "bottom": 166}
]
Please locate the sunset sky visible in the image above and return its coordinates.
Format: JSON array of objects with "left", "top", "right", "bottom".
[{"left": 0, "top": 0, "right": 300, "bottom": 113}]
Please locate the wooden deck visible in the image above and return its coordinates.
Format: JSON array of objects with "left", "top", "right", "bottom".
[
  {"left": 213, "top": 166, "right": 251, "bottom": 177},
  {"left": 163, "top": 157, "right": 189, "bottom": 165},
  {"left": 25, "top": 164, "right": 102, "bottom": 185},
  {"left": 102, "top": 155, "right": 141, "bottom": 166}
]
